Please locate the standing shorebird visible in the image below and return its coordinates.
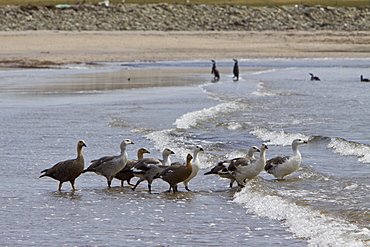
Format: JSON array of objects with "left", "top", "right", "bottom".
[
  {"left": 182, "top": 145, "right": 204, "bottom": 191},
  {"left": 233, "top": 59, "right": 239, "bottom": 81},
  {"left": 265, "top": 139, "right": 307, "bottom": 180},
  {"left": 82, "top": 139, "right": 134, "bottom": 188},
  {"left": 40, "top": 140, "right": 86, "bottom": 191},
  {"left": 231, "top": 144, "right": 268, "bottom": 187},
  {"left": 211, "top": 60, "right": 220, "bottom": 82},
  {"left": 156, "top": 154, "right": 193, "bottom": 193}
]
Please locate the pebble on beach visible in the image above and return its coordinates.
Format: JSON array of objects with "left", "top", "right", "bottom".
[{"left": 0, "top": 3, "right": 369, "bottom": 31}]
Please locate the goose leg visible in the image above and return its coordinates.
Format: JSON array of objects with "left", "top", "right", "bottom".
[
  {"left": 132, "top": 180, "right": 141, "bottom": 191},
  {"left": 70, "top": 180, "right": 76, "bottom": 190},
  {"left": 148, "top": 183, "right": 152, "bottom": 193},
  {"left": 127, "top": 179, "right": 136, "bottom": 187},
  {"left": 58, "top": 182, "right": 63, "bottom": 191}
]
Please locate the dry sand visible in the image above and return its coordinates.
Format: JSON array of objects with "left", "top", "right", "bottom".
[{"left": 0, "top": 30, "right": 370, "bottom": 67}]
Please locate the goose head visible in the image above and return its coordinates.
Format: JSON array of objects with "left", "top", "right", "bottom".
[
  {"left": 163, "top": 148, "right": 175, "bottom": 157},
  {"left": 248, "top": 146, "right": 260, "bottom": 159},
  {"left": 78, "top": 140, "right": 87, "bottom": 148},
  {"left": 186, "top": 153, "right": 193, "bottom": 163},
  {"left": 120, "top": 139, "right": 134, "bottom": 150},
  {"left": 260, "top": 143, "right": 268, "bottom": 151},
  {"left": 291, "top": 139, "right": 308, "bottom": 149}
]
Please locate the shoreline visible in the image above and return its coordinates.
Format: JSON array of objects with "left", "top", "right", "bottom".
[{"left": 1, "top": 30, "right": 370, "bottom": 68}]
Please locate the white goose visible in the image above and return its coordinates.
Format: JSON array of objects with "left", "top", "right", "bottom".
[
  {"left": 264, "top": 139, "right": 308, "bottom": 180},
  {"left": 204, "top": 146, "right": 260, "bottom": 188},
  {"left": 231, "top": 143, "right": 268, "bottom": 187},
  {"left": 182, "top": 145, "right": 204, "bottom": 191},
  {"left": 160, "top": 147, "right": 175, "bottom": 166}
]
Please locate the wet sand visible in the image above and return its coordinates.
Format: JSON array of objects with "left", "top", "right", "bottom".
[{"left": 1, "top": 30, "right": 370, "bottom": 67}]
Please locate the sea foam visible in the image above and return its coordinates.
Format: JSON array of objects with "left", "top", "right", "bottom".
[
  {"left": 174, "top": 101, "right": 242, "bottom": 129},
  {"left": 250, "top": 126, "right": 310, "bottom": 146},
  {"left": 233, "top": 184, "right": 368, "bottom": 247},
  {"left": 328, "top": 138, "right": 370, "bottom": 164}
]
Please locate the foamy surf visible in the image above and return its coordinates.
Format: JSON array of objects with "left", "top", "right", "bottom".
[
  {"left": 250, "top": 126, "right": 311, "bottom": 146},
  {"left": 145, "top": 129, "right": 213, "bottom": 169},
  {"left": 174, "top": 101, "right": 242, "bottom": 129},
  {"left": 233, "top": 184, "right": 369, "bottom": 247},
  {"left": 328, "top": 138, "right": 370, "bottom": 164}
]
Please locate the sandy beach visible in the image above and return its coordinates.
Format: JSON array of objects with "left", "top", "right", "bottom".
[{"left": 1, "top": 30, "right": 370, "bottom": 67}]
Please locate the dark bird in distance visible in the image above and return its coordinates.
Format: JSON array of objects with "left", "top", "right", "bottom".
[
  {"left": 360, "top": 75, "right": 369, "bottom": 82},
  {"left": 233, "top": 59, "right": 239, "bottom": 81},
  {"left": 309, "top": 73, "right": 320, "bottom": 81},
  {"left": 211, "top": 60, "right": 220, "bottom": 82}
]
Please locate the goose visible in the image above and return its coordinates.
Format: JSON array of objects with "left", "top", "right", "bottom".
[
  {"left": 204, "top": 146, "right": 260, "bottom": 187},
  {"left": 131, "top": 147, "right": 175, "bottom": 192},
  {"left": 233, "top": 59, "right": 239, "bottom": 81},
  {"left": 265, "top": 139, "right": 308, "bottom": 180},
  {"left": 231, "top": 144, "right": 268, "bottom": 187},
  {"left": 40, "top": 140, "right": 86, "bottom": 191},
  {"left": 182, "top": 145, "right": 204, "bottom": 191},
  {"left": 156, "top": 153, "right": 193, "bottom": 193},
  {"left": 159, "top": 147, "right": 175, "bottom": 166},
  {"left": 82, "top": 139, "right": 134, "bottom": 188},
  {"left": 309, "top": 73, "right": 320, "bottom": 81},
  {"left": 211, "top": 60, "right": 220, "bottom": 82},
  {"left": 360, "top": 75, "right": 370, "bottom": 82},
  {"left": 115, "top": 147, "right": 150, "bottom": 187}
]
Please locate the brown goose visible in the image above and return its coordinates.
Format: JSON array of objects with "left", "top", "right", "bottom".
[
  {"left": 131, "top": 147, "right": 175, "bottom": 192},
  {"left": 156, "top": 153, "right": 193, "bottom": 193},
  {"left": 115, "top": 147, "right": 150, "bottom": 187},
  {"left": 82, "top": 139, "right": 134, "bottom": 188},
  {"left": 204, "top": 146, "right": 260, "bottom": 187},
  {"left": 40, "top": 140, "right": 86, "bottom": 191}
]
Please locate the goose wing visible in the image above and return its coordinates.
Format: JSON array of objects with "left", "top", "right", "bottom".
[
  {"left": 40, "top": 158, "right": 79, "bottom": 180},
  {"left": 204, "top": 162, "right": 227, "bottom": 175},
  {"left": 265, "top": 155, "right": 290, "bottom": 170},
  {"left": 228, "top": 158, "right": 253, "bottom": 171}
]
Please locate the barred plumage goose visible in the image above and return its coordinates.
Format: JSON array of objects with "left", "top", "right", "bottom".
[{"left": 40, "top": 140, "right": 86, "bottom": 191}]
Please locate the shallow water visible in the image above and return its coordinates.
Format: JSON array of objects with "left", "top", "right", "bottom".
[{"left": 1, "top": 59, "right": 370, "bottom": 246}]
